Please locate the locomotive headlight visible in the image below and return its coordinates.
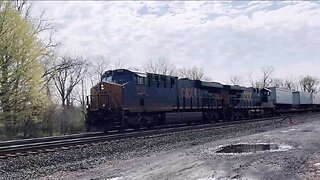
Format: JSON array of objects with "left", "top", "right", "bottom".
[{"left": 100, "top": 84, "right": 104, "bottom": 90}]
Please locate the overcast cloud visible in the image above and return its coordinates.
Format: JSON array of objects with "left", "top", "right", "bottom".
[{"left": 32, "top": 1, "right": 320, "bottom": 85}]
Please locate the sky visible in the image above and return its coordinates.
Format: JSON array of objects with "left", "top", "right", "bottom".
[{"left": 32, "top": 1, "right": 320, "bottom": 85}]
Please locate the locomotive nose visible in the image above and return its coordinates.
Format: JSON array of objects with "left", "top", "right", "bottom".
[{"left": 89, "top": 82, "right": 123, "bottom": 110}]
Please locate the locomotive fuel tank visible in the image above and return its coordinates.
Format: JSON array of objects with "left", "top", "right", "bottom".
[{"left": 165, "top": 112, "right": 203, "bottom": 124}]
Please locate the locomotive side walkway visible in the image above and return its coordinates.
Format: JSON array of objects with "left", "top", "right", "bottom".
[{"left": 38, "top": 116, "right": 320, "bottom": 180}]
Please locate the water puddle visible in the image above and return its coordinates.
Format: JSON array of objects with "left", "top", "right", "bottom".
[
  {"left": 106, "top": 177, "right": 123, "bottom": 180},
  {"left": 216, "top": 144, "right": 279, "bottom": 154},
  {"left": 300, "top": 129, "right": 312, "bottom": 132},
  {"left": 313, "top": 163, "right": 320, "bottom": 167}
]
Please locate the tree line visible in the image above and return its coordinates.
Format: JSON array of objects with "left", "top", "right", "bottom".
[
  {"left": 230, "top": 66, "right": 319, "bottom": 93},
  {"left": 0, "top": 1, "right": 318, "bottom": 140},
  {"left": 0, "top": 1, "right": 209, "bottom": 140}
]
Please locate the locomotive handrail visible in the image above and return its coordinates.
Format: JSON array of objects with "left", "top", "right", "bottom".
[{"left": 110, "top": 94, "right": 118, "bottom": 109}]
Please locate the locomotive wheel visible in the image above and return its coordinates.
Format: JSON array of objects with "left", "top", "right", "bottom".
[
  {"left": 85, "top": 112, "right": 97, "bottom": 132},
  {"left": 151, "top": 114, "right": 162, "bottom": 127},
  {"left": 146, "top": 123, "right": 154, "bottom": 129},
  {"left": 206, "top": 112, "right": 213, "bottom": 123},
  {"left": 238, "top": 114, "right": 243, "bottom": 120},
  {"left": 211, "top": 112, "right": 218, "bottom": 123},
  {"left": 117, "top": 126, "right": 126, "bottom": 133},
  {"left": 103, "top": 119, "right": 115, "bottom": 133},
  {"left": 85, "top": 121, "right": 91, "bottom": 132},
  {"left": 202, "top": 112, "right": 211, "bottom": 124},
  {"left": 233, "top": 112, "right": 242, "bottom": 121},
  {"left": 223, "top": 107, "right": 234, "bottom": 122},
  {"left": 233, "top": 113, "right": 239, "bottom": 121},
  {"left": 85, "top": 114, "right": 91, "bottom": 131},
  {"left": 146, "top": 119, "right": 155, "bottom": 129},
  {"left": 133, "top": 124, "right": 140, "bottom": 131}
]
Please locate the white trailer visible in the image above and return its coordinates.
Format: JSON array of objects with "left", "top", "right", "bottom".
[
  {"left": 293, "top": 91, "right": 312, "bottom": 105},
  {"left": 312, "top": 93, "right": 320, "bottom": 104},
  {"left": 268, "top": 87, "right": 293, "bottom": 104}
]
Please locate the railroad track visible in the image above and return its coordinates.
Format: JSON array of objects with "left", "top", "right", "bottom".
[
  {"left": 0, "top": 113, "right": 318, "bottom": 158},
  {"left": 0, "top": 132, "right": 105, "bottom": 148}
]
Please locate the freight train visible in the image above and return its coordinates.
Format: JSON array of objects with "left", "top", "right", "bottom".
[{"left": 85, "top": 69, "right": 320, "bottom": 132}]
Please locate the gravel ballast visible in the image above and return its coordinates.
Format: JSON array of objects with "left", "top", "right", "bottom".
[{"left": 0, "top": 114, "right": 319, "bottom": 180}]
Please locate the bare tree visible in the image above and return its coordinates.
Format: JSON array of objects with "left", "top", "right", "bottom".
[
  {"left": 284, "top": 78, "right": 298, "bottom": 91},
  {"left": 143, "top": 58, "right": 175, "bottom": 75},
  {"left": 88, "top": 56, "right": 111, "bottom": 86},
  {"left": 13, "top": 1, "right": 59, "bottom": 96},
  {"left": 250, "top": 66, "right": 274, "bottom": 88},
  {"left": 87, "top": 56, "right": 128, "bottom": 86},
  {"left": 14, "top": 0, "right": 57, "bottom": 54},
  {"left": 14, "top": 0, "right": 31, "bottom": 18},
  {"left": 11, "top": 0, "right": 57, "bottom": 85},
  {"left": 230, "top": 75, "right": 243, "bottom": 85},
  {"left": 51, "top": 55, "right": 88, "bottom": 134},
  {"left": 113, "top": 58, "right": 125, "bottom": 69},
  {"left": 271, "top": 78, "right": 283, "bottom": 88},
  {"left": 299, "top": 75, "right": 319, "bottom": 93},
  {"left": 202, "top": 75, "right": 212, "bottom": 81},
  {"left": 250, "top": 80, "right": 262, "bottom": 89},
  {"left": 261, "top": 66, "right": 274, "bottom": 88},
  {"left": 177, "top": 66, "right": 204, "bottom": 80},
  {"left": 52, "top": 56, "right": 88, "bottom": 107},
  {"left": 127, "top": 66, "right": 140, "bottom": 71}
]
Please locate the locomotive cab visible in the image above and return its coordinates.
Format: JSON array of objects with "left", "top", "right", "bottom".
[
  {"left": 88, "top": 70, "right": 132, "bottom": 111},
  {"left": 101, "top": 69, "right": 133, "bottom": 85},
  {"left": 86, "top": 69, "right": 156, "bottom": 132},
  {"left": 260, "top": 88, "right": 271, "bottom": 103},
  {"left": 86, "top": 69, "right": 136, "bottom": 132}
]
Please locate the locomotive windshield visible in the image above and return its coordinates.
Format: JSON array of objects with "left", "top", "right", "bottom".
[{"left": 101, "top": 72, "right": 132, "bottom": 84}]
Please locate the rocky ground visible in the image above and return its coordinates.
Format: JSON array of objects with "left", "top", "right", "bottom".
[{"left": 1, "top": 114, "right": 320, "bottom": 180}]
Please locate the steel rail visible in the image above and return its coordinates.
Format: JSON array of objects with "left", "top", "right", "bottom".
[{"left": 0, "top": 132, "right": 105, "bottom": 148}]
